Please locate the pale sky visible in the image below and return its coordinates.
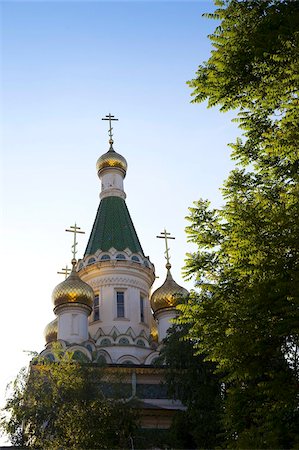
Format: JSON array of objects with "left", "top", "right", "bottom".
[{"left": 1, "top": 1, "right": 239, "bottom": 443}]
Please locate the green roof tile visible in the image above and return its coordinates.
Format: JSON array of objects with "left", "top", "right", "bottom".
[{"left": 84, "top": 196, "right": 144, "bottom": 256}]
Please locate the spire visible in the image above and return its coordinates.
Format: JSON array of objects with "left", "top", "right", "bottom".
[
  {"left": 57, "top": 265, "right": 71, "bottom": 280},
  {"left": 84, "top": 196, "right": 144, "bottom": 256},
  {"left": 151, "top": 229, "right": 188, "bottom": 315},
  {"left": 156, "top": 229, "right": 175, "bottom": 271},
  {"left": 102, "top": 113, "right": 118, "bottom": 151},
  {"left": 65, "top": 223, "right": 85, "bottom": 262},
  {"left": 85, "top": 117, "right": 143, "bottom": 257}
]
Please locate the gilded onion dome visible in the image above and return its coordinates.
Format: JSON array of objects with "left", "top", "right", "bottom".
[
  {"left": 150, "top": 263, "right": 188, "bottom": 314},
  {"left": 44, "top": 317, "right": 58, "bottom": 344},
  {"left": 52, "top": 259, "right": 94, "bottom": 310},
  {"left": 96, "top": 147, "right": 127, "bottom": 176}
]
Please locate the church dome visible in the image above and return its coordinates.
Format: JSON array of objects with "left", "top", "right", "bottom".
[
  {"left": 96, "top": 148, "right": 127, "bottom": 175},
  {"left": 52, "top": 260, "right": 94, "bottom": 310},
  {"left": 44, "top": 317, "right": 58, "bottom": 344},
  {"left": 151, "top": 264, "right": 188, "bottom": 314}
]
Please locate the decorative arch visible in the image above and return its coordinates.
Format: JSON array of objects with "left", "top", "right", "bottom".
[
  {"left": 39, "top": 350, "right": 55, "bottom": 361},
  {"left": 144, "top": 351, "right": 160, "bottom": 365},
  {"left": 87, "top": 257, "right": 96, "bottom": 265},
  {"left": 116, "top": 335, "right": 134, "bottom": 346},
  {"left": 85, "top": 342, "right": 95, "bottom": 353},
  {"left": 67, "top": 345, "right": 92, "bottom": 361},
  {"left": 100, "top": 254, "right": 111, "bottom": 261},
  {"left": 136, "top": 338, "right": 147, "bottom": 347},
  {"left": 131, "top": 255, "right": 140, "bottom": 263},
  {"left": 115, "top": 253, "right": 126, "bottom": 260},
  {"left": 96, "top": 349, "right": 112, "bottom": 364},
  {"left": 116, "top": 355, "right": 141, "bottom": 365},
  {"left": 100, "top": 338, "right": 112, "bottom": 346}
]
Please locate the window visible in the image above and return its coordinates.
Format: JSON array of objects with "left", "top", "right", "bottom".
[
  {"left": 101, "top": 254, "right": 110, "bottom": 260},
  {"left": 140, "top": 296, "right": 145, "bottom": 323},
  {"left": 119, "top": 337, "right": 129, "bottom": 345},
  {"left": 87, "top": 257, "right": 96, "bottom": 265},
  {"left": 116, "top": 291, "right": 125, "bottom": 318},
  {"left": 93, "top": 295, "right": 100, "bottom": 321},
  {"left": 116, "top": 253, "right": 126, "bottom": 260},
  {"left": 131, "top": 255, "right": 140, "bottom": 262},
  {"left": 100, "top": 338, "right": 111, "bottom": 346}
]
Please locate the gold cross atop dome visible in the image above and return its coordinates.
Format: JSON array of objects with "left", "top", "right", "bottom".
[
  {"left": 102, "top": 113, "right": 118, "bottom": 149},
  {"left": 65, "top": 223, "right": 85, "bottom": 261},
  {"left": 156, "top": 228, "right": 175, "bottom": 268},
  {"left": 57, "top": 265, "right": 71, "bottom": 280}
]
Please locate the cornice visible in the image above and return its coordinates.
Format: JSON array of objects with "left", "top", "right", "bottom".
[{"left": 87, "top": 276, "right": 149, "bottom": 291}]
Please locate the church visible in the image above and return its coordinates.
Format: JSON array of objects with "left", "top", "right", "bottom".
[{"left": 42, "top": 114, "right": 188, "bottom": 429}]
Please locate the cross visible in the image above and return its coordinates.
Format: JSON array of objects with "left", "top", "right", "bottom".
[
  {"left": 156, "top": 228, "right": 175, "bottom": 266},
  {"left": 102, "top": 113, "right": 118, "bottom": 145},
  {"left": 65, "top": 223, "right": 85, "bottom": 261},
  {"left": 57, "top": 265, "right": 71, "bottom": 279}
]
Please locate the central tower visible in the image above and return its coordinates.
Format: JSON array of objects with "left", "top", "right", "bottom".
[{"left": 77, "top": 115, "right": 157, "bottom": 364}]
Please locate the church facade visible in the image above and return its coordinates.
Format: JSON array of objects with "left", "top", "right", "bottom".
[{"left": 42, "top": 116, "right": 188, "bottom": 428}]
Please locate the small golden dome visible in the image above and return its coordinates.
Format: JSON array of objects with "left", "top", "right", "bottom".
[
  {"left": 52, "top": 260, "right": 94, "bottom": 310},
  {"left": 96, "top": 148, "right": 127, "bottom": 175},
  {"left": 150, "top": 317, "right": 159, "bottom": 342},
  {"left": 44, "top": 317, "right": 58, "bottom": 344},
  {"left": 150, "top": 266, "right": 188, "bottom": 314}
]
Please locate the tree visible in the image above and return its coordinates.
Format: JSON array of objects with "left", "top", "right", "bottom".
[
  {"left": 0, "top": 346, "right": 137, "bottom": 449},
  {"left": 180, "top": 0, "right": 299, "bottom": 447},
  {"left": 157, "top": 323, "right": 223, "bottom": 449}
]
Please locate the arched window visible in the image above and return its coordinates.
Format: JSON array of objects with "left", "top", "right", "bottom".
[
  {"left": 136, "top": 339, "right": 145, "bottom": 347},
  {"left": 119, "top": 337, "right": 129, "bottom": 345},
  {"left": 72, "top": 351, "right": 89, "bottom": 362},
  {"left": 131, "top": 255, "right": 140, "bottom": 262},
  {"left": 101, "top": 254, "right": 110, "bottom": 260},
  {"left": 116, "top": 253, "right": 126, "bottom": 260},
  {"left": 87, "top": 257, "right": 96, "bottom": 266},
  {"left": 100, "top": 338, "right": 111, "bottom": 346}
]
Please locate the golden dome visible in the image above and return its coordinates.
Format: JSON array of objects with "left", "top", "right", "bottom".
[
  {"left": 150, "top": 265, "right": 188, "bottom": 314},
  {"left": 96, "top": 148, "right": 127, "bottom": 175},
  {"left": 52, "top": 260, "right": 94, "bottom": 310},
  {"left": 44, "top": 317, "right": 58, "bottom": 344}
]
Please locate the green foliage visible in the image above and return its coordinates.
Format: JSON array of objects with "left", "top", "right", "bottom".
[
  {"left": 189, "top": 0, "right": 299, "bottom": 174},
  {"left": 0, "top": 345, "right": 137, "bottom": 449},
  {"left": 158, "top": 323, "right": 223, "bottom": 449},
  {"left": 182, "top": 0, "right": 299, "bottom": 447}
]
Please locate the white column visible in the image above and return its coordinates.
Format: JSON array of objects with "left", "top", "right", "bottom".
[
  {"left": 57, "top": 305, "right": 91, "bottom": 343},
  {"left": 156, "top": 309, "right": 178, "bottom": 341},
  {"left": 100, "top": 168, "right": 126, "bottom": 199}
]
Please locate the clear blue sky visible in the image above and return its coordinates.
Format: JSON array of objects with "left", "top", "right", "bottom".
[{"left": 1, "top": 1, "right": 239, "bottom": 441}]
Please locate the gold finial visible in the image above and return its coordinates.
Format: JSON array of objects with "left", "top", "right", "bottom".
[
  {"left": 57, "top": 265, "right": 71, "bottom": 280},
  {"left": 65, "top": 223, "right": 85, "bottom": 261},
  {"left": 102, "top": 113, "right": 118, "bottom": 150},
  {"left": 156, "top": 228, "right": 175, "bottom": 268}
]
